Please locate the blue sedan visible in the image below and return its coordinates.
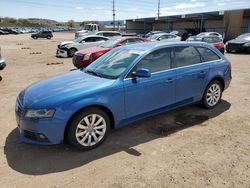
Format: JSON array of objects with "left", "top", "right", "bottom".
[{"left": 15, "top": 42, "right": 232, "bottom": 150}]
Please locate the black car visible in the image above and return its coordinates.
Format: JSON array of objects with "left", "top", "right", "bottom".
[
  {"left": 31, "top": 31, "right": 53, "bottom": 39},
  {"left": 225, "top": 33, "right": 250, "bottom": 53}
]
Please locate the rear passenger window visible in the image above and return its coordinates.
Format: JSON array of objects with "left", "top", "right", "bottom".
[
  {"left": 174, "top": 46, "right": 201, "bottom": 68},
  {"left": 136, "top": 48, "right": 171, "bottom": 73},
  {"left": 196, "top": 47, "right": 220, "bottom": 62}
]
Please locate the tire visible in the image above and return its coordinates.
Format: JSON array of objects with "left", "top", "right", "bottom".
[
  {"left": 246, "top": 47, "right": 250, "bottom": 54},
  {"left": 0, "top": 76, "right": 2, "bottom": 82},
  {"left": 226, "top": 48, "right": 232, "bottom": 53},
  {"left": 66, "top": 107, "right": 110, "bottom": 150},
  {"left": 201, "top": 80, "right": 223, "bottom": 109},
  {"left": 47, "top": 35, "right": 51, "bottom": 39},
  {"left": 68, "top": 48, "right": 77, "bottom": 57}
]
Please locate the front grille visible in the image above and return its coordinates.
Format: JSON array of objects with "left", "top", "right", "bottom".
[
  {"left": 228, "top": 43, "right": 242, "bottom": 51},
  {"left": 73, "top": 54, "right": 84, "bottom": 62}
]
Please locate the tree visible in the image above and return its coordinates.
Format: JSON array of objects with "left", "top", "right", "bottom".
[{"left": 67, "top": 20, "right": 75, "bottom": 28}]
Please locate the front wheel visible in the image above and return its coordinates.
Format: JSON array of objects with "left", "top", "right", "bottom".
[
  {"left": 201, "top": 80, "right": 222, "bottom": 109},
  {"left": 66, "top": 107, "right": 110, "bottom": 150},
  {"left": 68, "top": 48, "right": 77, "bottom": 57}
]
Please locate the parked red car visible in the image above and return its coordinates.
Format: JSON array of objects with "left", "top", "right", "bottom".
[
  {"left": 73, "top": 36, "right": 149, "bottom": 68},
  {"left": 186, "top": 35, "right": 225, "bottom": 54}
]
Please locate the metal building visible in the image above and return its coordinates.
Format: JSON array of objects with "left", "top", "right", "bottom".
[{"left": 125, "top": 8, "right": 250, "bottom": 40}]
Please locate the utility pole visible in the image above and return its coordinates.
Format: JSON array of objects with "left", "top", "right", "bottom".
[
  {"left": 157, "top": 0, "right": 160, "bottom": 19},
  {"left": 112, "top": 0, "right": 115, "bottom": 31}
]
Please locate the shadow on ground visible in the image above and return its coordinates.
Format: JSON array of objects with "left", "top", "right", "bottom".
[{"left": 4, "top": 100, "right": 231, "bottom": 175}]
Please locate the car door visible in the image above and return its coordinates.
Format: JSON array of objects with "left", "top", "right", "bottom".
[
  {"left": 81, "top": 37, "right": 107, "bottom": 50},
  {"left": 123, "top": 47, "right": 176, "bottom": 119},
  {"left": 173, "top": 46, "right": 210, "bottom": 104}
]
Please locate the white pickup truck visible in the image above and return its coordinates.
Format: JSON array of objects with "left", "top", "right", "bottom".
[{"left": 75, "top": 24, "right": 99, "bottom": 39}]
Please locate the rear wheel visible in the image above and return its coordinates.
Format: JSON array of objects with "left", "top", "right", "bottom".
[
  {"left": 66, "top": 107, "right": 110, "bottom": 150},
  {"left": 68, "top": 48, "right": 77, "bottom": 57},
  {"left": 202, "top": 80, "right": 222, "bottom": 109},
  {"left": 47, "top": 35, "right": 51, "bottom": 39},
  {"left": 0, "top": 76, "right": 2, "bottom": 82}
]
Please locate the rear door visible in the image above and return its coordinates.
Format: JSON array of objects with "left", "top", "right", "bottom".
[
  {"left": 123, "top": 47, "right": 176, "bottom": 119},
  {"left": 173, "top": 46, "right": 210, "bottom": 103}
]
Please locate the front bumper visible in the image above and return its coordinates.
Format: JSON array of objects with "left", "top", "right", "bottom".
[
  {"left": 0, "top": 58, "right": 6, "bottom": 70},
  {"left": 15, "top": 101, "right": 67, "bottom": 145},
  {"left": 56, "top": 48, "right": 68, "bottom": 58},
  {"left": 226, "top": 43, "right": 248, "bottom": 52}
]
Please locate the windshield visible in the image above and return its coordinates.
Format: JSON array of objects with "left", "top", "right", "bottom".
[
  {"left": 100, "top": 39, "right": 121, "bottom": 48},
  {"left": 84, "top": 49, "right": 142, "bottom": 79},
  {"left": 236, "top": 33, "right": 250, "bottom": 40},
  {"left": 73, "top": 37, "right": 83, "bottom": 43},
  {"left": 149, "top": 34, "right": 161, "bottom": 40},
  {"left": 186, "top": 37, "right": 202, "bottom": 41},
  {"left": 83, "top": 25, "right": 91, "bottom": 30}
]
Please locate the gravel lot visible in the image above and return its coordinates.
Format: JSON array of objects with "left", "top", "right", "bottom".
[{"left": 0, "top": 33, "right": 249, "bottom": 188}]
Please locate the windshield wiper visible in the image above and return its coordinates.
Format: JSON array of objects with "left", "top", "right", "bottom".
[{"left": 84, "top": 69, "right": 102, "bottom": 78}]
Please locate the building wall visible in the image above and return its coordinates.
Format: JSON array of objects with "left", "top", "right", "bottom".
[{"left": 126, "top": 9, "right": 250, "bottom": 38}]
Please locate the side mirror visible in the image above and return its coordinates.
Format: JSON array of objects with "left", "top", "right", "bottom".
[
  {"left": 116, "top": 43, "right": 122, "bottom": 47},
  {"left": 157, "top": 38, "right": 161, "bottom": 41},
  {"left": 131, "top": 68, "right": 151, "bottom": 78}
]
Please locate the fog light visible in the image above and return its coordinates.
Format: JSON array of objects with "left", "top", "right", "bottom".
[{"left": 38, "top": 133, "right": 48, "bottom": 141}]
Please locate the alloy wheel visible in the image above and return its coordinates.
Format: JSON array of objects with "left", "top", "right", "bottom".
[
  {"left": 206, "top": 83, "right": 221, "bottom": 107},
  {"left": 75, "top": 114, "right": 107, "bottom": 147}
]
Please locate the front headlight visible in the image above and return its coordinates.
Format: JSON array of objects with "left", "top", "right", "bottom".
[
  {"left": 25, "top": 109, "right": 55, "bottom": 118},
  {"left": 243, "top": 42, "right": 250, "bottom": 47},
  {"left": 83, "top": 53, "right": 92, "bottom": 61}
]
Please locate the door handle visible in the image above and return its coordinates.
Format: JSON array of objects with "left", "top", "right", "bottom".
[
  {"left": 165, "top": 78, "right": 174, "bottom": 83},
  {"left": 199, "top": 71, "right": 206, "bottom": 74}
]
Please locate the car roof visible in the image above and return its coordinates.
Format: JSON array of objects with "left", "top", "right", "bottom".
[
  {"left": 97, "top": 31, "right": 120, "bottom": 34},
  {"left": 118, "top": 41, "right": 215, "bottom": 51},
  {"left": 82, "top": 35, "right": 108, "bottom": 38}
]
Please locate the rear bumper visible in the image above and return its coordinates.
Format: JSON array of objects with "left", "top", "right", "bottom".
[{"left": 0, "top": 58, "right": 6, "bottom": 70}]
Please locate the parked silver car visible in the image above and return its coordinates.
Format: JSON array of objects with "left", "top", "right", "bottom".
[
  {"left": 56, "top": 35, "right": 109, "bottom": 58},
  {"left": 149, "top": 33, "right": 181, "bottom": 42}
]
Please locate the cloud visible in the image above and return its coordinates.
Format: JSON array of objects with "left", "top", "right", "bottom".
[
  {"left": 75, "top": 6, "right": 83, "bottom": 10},
  {"left": 173, "top": 2, "right": 206, "bottom": 10},
  {"left": 92, "top": 7, "right": 104, "bottom": 10},
  {"left": 128, "top": 8, "right": 138, "bottom": 11},
  {"left": 216, "top": 3, "right": 226, "bottom": 6},
  {"left": 104, "top": 10, "right": 112, "bottom": 15}
]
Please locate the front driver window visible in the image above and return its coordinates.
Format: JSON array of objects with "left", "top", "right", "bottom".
[{"left": 134, "top": 48, "right": 171, "bottom": 73}]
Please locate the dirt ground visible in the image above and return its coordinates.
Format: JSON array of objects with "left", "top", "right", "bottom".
[{"left": 0, "top": 33, "right": 249, "bottom": 188}]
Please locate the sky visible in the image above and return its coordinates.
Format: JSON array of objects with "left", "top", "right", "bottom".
[{"left": 0, "top": 0, "right": 250, "bottom": 22}]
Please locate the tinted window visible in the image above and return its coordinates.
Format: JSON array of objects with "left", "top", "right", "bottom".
[
  {"left": 202, "top": 37, "right": 214, "bottom": 43},
  {"left": 212, "top": 37, "right": 222, "bottom": 42},
  {"left": 196, "top": 47, "right": 220, "bottom": 62},
  {"left": 135, "top": 48, "right": 171, "bottom": 73},
  {"left": 84, "top": 37, "right": 96, "bottom": 42},
  {"left": 174, "top": 46, "right": 201, "bottom": 67},
  {"left": 95, "top": 37, "right": 108, "bottom": 42}
]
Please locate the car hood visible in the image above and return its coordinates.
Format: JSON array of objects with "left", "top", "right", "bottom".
[
  {"left": 77, "top": 46, "right": 111, "bottom": 55},
  {"left": 60, "top": 41, "right": 74, "bottom": 46},
  {"left": 227, "top": 39, "right": 250, "bottom": 44},
  {"left": 21, "top": 70, "right": 116, "bottom": 108}
]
